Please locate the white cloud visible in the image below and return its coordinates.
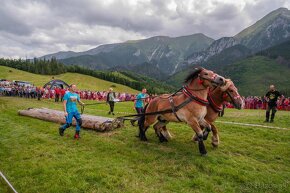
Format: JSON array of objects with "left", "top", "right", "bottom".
[{"left": 0, "top": 0, "right": 289, "bottom": 58}]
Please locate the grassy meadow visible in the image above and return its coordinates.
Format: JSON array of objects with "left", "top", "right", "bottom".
[
  {"left": 0, "top": 96, "right": 289, "bottom": 193},
  {"left": 0, "top": 66, "right": 139, "bottom": 93}
]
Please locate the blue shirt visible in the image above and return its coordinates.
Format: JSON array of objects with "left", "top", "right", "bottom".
[
  {"left": 135, "top": 93, "right": 146, "bottom": 108},
  {"left": 63, "top": 92, "right": 80, "bottom": 113}
]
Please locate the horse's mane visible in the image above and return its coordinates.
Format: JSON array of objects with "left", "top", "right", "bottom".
[
  {"left": 220, "top": 79, "right": 232, "bottom": 91},
  {"left": 184, "top": 67, "right": 204, "bottom": 83}
]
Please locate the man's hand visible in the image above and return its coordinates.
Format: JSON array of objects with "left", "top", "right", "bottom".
[{"left": 64, "top": 112, "right": 68, "bottom": 117}]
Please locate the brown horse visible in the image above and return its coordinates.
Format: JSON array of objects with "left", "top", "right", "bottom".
[
  {"left": 198, "top": 79, "right": 244, "bottom": 147},
  {"left": 138, "top": 67, "right": 225, "bottom": 155},
  {"left": 158, "top": 79, "right": 244, "bottom": 149}
]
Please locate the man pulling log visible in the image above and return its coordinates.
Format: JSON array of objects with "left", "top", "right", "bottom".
[{"left": 59, "top": 84, "right": 85, "bottom": 139}]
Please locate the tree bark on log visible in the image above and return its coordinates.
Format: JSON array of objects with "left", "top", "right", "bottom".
[{"left": 18, "top": 108, "right": 124, "bottom": 132}]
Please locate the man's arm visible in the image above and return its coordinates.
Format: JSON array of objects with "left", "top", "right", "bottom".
[
  {"left": 78, "top": 100, "right": 84, "bottom": 106},
  {"left": 63, "top": 100, "right": 68, "bottom": 116},
  {"left": 77, "top": 95, "right": 84, "bottom": 106},
  {"left": 142, "top": 94, "right": 148, "bottom": 105}
]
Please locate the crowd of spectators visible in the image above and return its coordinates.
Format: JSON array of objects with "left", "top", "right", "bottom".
[
  {"left": 225, "top": 96, "right": 290, "bottom": 111},
  {"left": 0, "top": 80, "right": 136, "bottom": 102},
  {"left": 1, "top": 80, "right": 289, "bottom": 111}
]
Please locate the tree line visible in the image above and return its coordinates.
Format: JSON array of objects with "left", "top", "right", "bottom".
[{"left": 0, "top": 58, "right": 170, "bottom": 93}]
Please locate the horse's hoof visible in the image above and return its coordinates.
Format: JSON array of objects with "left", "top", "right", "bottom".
[
  {"left": 200, "top": 152, "right": 208, "bottom": 156},
  {"left": 198, "top": 141, "right": 207, "bottom": 155},
  {"left": 211, "top": 142, "right": 219, "bottom": 148},
  {"left": 192, "top": 135, "right": 198, "bottom": 142},
  {"left": 159, "top": 137, "right": 168, "bottom": 143},
  {"left": 140, "top": 136, "right": 148, "bottom": 141},
  {"left": 159, "top": 134, "right": 168, "bottom": 143}
]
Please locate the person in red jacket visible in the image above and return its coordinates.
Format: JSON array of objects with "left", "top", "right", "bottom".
[
  {"left": 55, "top": 86, "right": 61, "bottom": 102},
  {"left": 60, "top": 88, "right": 66, "bottom": 102}
]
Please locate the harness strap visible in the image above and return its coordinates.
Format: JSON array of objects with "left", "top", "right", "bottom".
[
  {"left": 207, "top": 93, "right": 223, "bottom": 112},
  {"left": 169, "top": 96, "right": 182, "bottom": 122},
  {"left": 117, "top": 97, "right": 193, "bottom": 119},
  {"left": 182, "top": 86, "right": 209, "bottom": 106}
]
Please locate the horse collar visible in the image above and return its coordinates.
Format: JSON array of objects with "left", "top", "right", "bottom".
[
  {"left": 207, "top": 93, "right": 223, "bottom": 112},
  {"left": 182, "top": 86, "right": 209, "bottom": 106}
]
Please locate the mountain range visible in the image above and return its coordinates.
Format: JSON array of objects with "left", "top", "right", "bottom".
[
  {"left": 40, "top": 8, "right": 290, "bottom": 77},
  {"left": 39, "top": 8, "right": 290, "bottom": 95}
]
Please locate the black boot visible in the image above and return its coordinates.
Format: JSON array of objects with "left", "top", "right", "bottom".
[{"left": 59, "top": 126, "right": 64, "bottom": 136}]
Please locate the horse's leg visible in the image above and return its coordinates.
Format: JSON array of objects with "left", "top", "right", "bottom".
[
  {"left": 199, "top": 119, "right": 212, "bottom": 140},
  {"left": 211, "top": 124, "right": 220, "bottom": 147},
  {"left": 188, "top": 120, "right": 207, "bottom": 155},
  {"left": 153, "top": 119, "right": 170, "bottom": 142},
  {"left": 139, "top": 114, "right": 156, "bottom": 141},
  {"left": 160, "top": 126, "right": 172, "bottom": 140},
  {"left": 202, "top": 126, "right": 212, "bottom": 140}
]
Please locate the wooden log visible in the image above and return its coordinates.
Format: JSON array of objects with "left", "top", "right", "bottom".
[{"left": 18, "top": 108, "right": 124, "bottom": 132}]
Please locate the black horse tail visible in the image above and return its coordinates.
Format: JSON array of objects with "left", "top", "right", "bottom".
[{"left": 138, "top": 103, "right": 149, "bottom": 140}]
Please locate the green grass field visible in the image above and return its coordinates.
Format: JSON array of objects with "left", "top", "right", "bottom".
[
  {"left": 0, "top": 66, "right": 139, "bottom": 93},
  {"left": 0, "top": 97, "right": 289, "bottom": 193}
]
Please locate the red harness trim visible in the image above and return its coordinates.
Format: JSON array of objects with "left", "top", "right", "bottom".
[
  {"left": 182, "top": 86, "right": 209, "bottom": 106},
  {"left": 207, "top": 93, "right": 223, "bottom": 112}
]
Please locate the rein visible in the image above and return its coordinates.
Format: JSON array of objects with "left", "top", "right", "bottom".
[{"left": 80, "top": 96, "right": 152, "bottom": 114}]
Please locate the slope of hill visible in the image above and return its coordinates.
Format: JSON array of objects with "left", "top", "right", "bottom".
[
  {"left": 220, "top": 56, "right": 290, "bottom": 96},
  {"left": 257, "top": 39, "right": 290, "bottom": 61},
  {"left": 0, "top": 66, "right": 138, "bottom": 93},
  {"left": 109, "top": 62, "right": 167, "bottom": 79},
  {"left": 166, "top": 55, "right": 290, "bottom": 96},
  {"left": 203, "top": 44, "right": 252, "bottom": 70},
  {"left": 235, "top": 8, "right": 290, "bottom": 51},
  {"left": 186, "top": 7, "right": 290, "bottom": 68},
  {"left": 186, "top": 37, "right": 238, "bottom": 64},
  {"left": 116, "top": 70, "right": 175, "bottom": 93}
]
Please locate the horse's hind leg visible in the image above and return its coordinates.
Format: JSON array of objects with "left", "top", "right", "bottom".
[
  {"left": 153, "top": 122, "right": 170, "bottom": 143},
  {"left": 211, "top": 124, "right": 220, "bottom": 147},
  {"left": 160, "top": 126, "right": 172, "bottom": 141},
  {"left": 139, "top": 115, "right": 156, "bottom": 141},
  {"left": 153, "top": 116, "right": 171, "bottom": 142}
]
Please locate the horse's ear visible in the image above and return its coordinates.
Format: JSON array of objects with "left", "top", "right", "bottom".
[{"left": 220, "top": 79, "right": 231, "bottom": 91}]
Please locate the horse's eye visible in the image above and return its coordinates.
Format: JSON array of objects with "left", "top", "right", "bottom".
[
  {"left": 230, "top": 90, "right": 234, "bottom": 92},
  {"left": 204, "top": 73, "right": 208, "bottom": 75}
]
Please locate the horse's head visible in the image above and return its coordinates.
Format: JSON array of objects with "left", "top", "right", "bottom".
[
  {"left": 184, "top": 67, "right": 225, "bottom": 89},
  {"left": 199, "top": 70, "right": 226, "bottom": 89},
  {"left": 220, "top": 79, "right": 244, "bottom": 110}
]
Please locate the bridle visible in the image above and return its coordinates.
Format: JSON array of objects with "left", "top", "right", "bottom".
[
  {"left": 207, "top": 83, "right": 241, "bottom": 111},
  {"left": 223, "top": 89, "right": 241, "bottom": 109}
]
